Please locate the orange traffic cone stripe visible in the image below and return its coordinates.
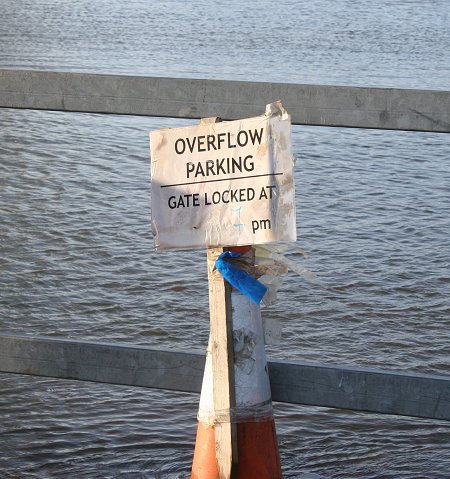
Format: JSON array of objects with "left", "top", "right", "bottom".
[{"left": 191, "top": 422, "right": 219, "bottom": 479}]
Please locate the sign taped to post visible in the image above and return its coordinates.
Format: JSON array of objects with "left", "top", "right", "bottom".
[{"left": 150, "top": 101, "right": 296, "bottom": 250}]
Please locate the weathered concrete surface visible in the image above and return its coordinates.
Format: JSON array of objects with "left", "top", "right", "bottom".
[
  {"left": 1, "top": 69, "right": 449, "bottom": 132},
  {"left": 1, "top": 334, "right": 448, "bottom": 421}
]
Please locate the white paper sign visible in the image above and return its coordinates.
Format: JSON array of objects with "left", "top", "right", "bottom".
[{"left": 150, "top": 101, "right": 296, "bottom": 250}]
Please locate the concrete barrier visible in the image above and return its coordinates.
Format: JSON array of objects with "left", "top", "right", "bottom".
[
  {"left": 0, "top": 334, "right": 448, "bottom": 421},
  {"left": 1, "top": 69, "right": 449, "bottom": 132}
]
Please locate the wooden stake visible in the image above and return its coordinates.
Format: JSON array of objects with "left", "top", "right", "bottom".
[{"left": 207, "top": 246, "right": 238, "bottom": 479}]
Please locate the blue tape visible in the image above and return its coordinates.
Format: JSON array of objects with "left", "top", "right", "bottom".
[{"left": 215, "top": 251, "right": 268, "bottom": 305}]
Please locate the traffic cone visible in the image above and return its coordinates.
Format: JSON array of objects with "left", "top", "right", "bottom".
[
  {"left": 191, "top": 337, "right": 219, "bottom": 479},
  {"left": 191, "top": 290, "right": 282, "bottom": 479}
]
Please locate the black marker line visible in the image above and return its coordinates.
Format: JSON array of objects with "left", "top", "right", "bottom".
[{"left": 160, "top": 172, "right": 283, "bottom": 189}]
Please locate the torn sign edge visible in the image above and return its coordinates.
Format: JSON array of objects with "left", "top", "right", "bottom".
[{"left": 149, "top": 100, "right": 296, "bottom": 251}]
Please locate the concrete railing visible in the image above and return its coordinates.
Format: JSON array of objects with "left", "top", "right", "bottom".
[
  {"left": 1, "top": 69, "right": 449, "bottom": 423},
  {"left": 0, "top": 335, "right": 449, "bottom": 421},
  {"left": 1, "top": 69, "right": 449, "bottom": 132}
]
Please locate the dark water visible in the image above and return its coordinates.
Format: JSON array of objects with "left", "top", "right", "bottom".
[{"left": 1, "top": 1, "right": 449, "bottom": 477}]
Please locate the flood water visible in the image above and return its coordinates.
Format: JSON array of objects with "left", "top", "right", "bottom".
[{"left": 1, "top": 1, "right": 449, "bottom": 477}]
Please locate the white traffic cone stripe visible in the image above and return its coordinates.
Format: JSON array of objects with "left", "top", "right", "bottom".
[{"left": 198, "top": 291, "right": 273, "bottom": 425}]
